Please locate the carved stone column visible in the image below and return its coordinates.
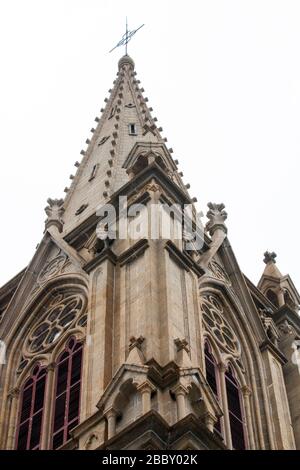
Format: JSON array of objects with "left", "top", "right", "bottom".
[
  {"left": 241, "top": 385, "right": 254, "bottom": 450},
  {"left": 105, "top": 407, "right": 117, "bottom": 440},
  {"left": 203, "top": 411, "right": 217, "bottom": 433},
  {"left": 137, "top": 381, "right": 155, "bottom": 414},
  {"left": 41, "top": 362, "right": 56, "bottom": 449},
  {"left": 172, "top": 384, "right": 188, "bottom": 421},
  {"left": 7, "top": 387, "right": 20, "bottom": 449},
  {"left": 218, "top": 363, "right": 232, "bottom": 449}
]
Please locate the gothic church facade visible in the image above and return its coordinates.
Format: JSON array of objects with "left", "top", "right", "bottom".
[{"left": 0, "top": 55, "right": 300, "bottom": 450}]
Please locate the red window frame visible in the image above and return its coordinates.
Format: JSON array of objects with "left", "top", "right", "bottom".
[
  {"left": 15, "top": 364, "right": 47, "bottom": 450},
  {"left": 51, "top": 337, "right": 83, "bottom": 449},
  {"left": 225, "top": 365, "right": 246, "bottom": 450}
]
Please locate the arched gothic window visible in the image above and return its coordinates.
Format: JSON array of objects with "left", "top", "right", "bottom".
[
  {"left": 225, "top": 365, "right": 246, "bottom": 450},
  {"left": 201, "top": 293, "right": 248, "bottom": 449},
  {"left": 52, "top": 338, "right": 83, "bottom": 449},
  {"left": 204, "top": 342, "right": 222, "bottom": 436},
  {"left": 16, "top": 364, "right": 47, "bottom": 450},
  {"left": 266, "top": 289, "right": 279, "bottom": 308}
]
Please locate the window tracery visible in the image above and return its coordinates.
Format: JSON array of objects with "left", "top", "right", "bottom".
[
  {"left": 201, "top": 294, "right": 241, "bottom": 357},
  {"left": 24, "top": 291, "right": 87, "bottom": 357}
]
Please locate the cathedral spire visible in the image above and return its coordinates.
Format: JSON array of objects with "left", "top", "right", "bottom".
[{"left": 61, "top": 55, "right": 188, "bottom": 235}]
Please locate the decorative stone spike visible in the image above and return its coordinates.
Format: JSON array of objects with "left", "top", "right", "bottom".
[
  {"left": 108, "top": 89, "right": 112, "bottom": 93},
  {"left": 74, "top": 161, "right": 80, "bottom": 167},
  {"left": 153, "top": 117, "right": 158, "bottom": 122},
  {"left": 104, "top": 98, "right": 108, "bottom": 103},
  {"left": 158, "top": 127, "right": 163, "bottom": 132},
  {"left": 86, "top": 139, "right": 91, "bottom": 145},
  {"left": 100, "top": 108, "right": 105, "bottom": 112},
  {"left": 44, "top": 198, "right": 65, "bottom": 233},
  {"left": 163, "top": 137, "right": 168, "bottom": 142},
  {"left": 144, "top": 97, "right": 149, "bottom": 102},
  {"left": 104, "top": 180, "right": 110, "bottom": 187},
  {"left": 206, "top": 203, "right": 228, "bottom": 235},
  {"left": 169, "top": 148, "right": 174, "bottom": 153},
  {"left": 174, "top": 160, "right": 179, "bottom": 165},
  {"left": 118, "top": 93, "right": 123, "bottom": 98},
  {"left": 80, "top": 150, "right": 86, "bottom": 156},
  {"left": 192, "top": 197, "right": 198, "bottom": 203},
  {"left": 108, "top": 159, "right": 113, "bottom": 166},
  {"left": 69, "top": 175, "right": 74, "bottom": 180},
  {"left": 116, "top": 115, "right": 120, "bottom": 121},
  {"left": 114, "top": 124, "right": 119, "bottom": 130},
  {"left": 149, "top": 107, "right": 153, "bottom": 112},
  {"left": 140, "top": 87, "right": 145, "bottom": 92},
  {"left": 185, "top": 184, "right": 191, "bottom": 189},
  {"left": 103, "top": 190, "right": 108, "bottom": 198},
  {"left": 179, "top": 172, "right": 183, "bottom": 177},
  {"left": 110, "top": 149, "right": 115, "bottom": 156},
  {"left": 113, "top": 132, "right": 118, "bottom": 138},
  {"left": 64, "top": 187, "right": 69, "bottom": 193},
  {"left": 106, "top": 170, "right": 112, "bottom": 177},
  {"left": 90, "top": 128, "right": 95, "bottom": 133},
  {"left": 95, "top": 117, "right": 100, "bottom": 122},
  {"left": 111, "top": 140, "right": 116, "bottom": 146}
]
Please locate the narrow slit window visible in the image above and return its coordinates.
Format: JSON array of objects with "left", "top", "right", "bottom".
[
  {"left": 88, "top": 164, "right": 98, "bottom": 182},
  {"left": 129, "top": 123, "right": 137, "bottom": 136}
]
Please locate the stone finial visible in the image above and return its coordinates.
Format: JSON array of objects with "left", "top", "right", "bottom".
[
  {"left": 263, "top": 251, "right": 277, "bottom": 265},
  {"left": 174, "top": 338, "right": 190, "bottom": 353},
  {"left": 205, "top": 202, "right": 228, "bottom": 236},
  {"left": 129, "top": 335, "right": 145, "bottom": 351},
  {"left": 118, "top": 55, "right": 135, "bottom": 71},
  {"left": 44, "top": 198, "right": 65, "bottom": 233}
]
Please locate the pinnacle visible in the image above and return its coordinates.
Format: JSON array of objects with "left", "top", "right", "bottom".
[{"left": 118, "top": 54, "right": 135, "bottom": 71}]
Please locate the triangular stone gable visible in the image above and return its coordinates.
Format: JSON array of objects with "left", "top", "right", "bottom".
[{"left": 0, "top": 231, "right": 87, "bottom": 337}]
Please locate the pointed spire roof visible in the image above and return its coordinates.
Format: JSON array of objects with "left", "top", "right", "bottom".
[
  {"left": 61, "top": 55, "right": 185, "bottom": 234},
  {"left": 261, "top": 251, "right": 283, "bottom": 279}
]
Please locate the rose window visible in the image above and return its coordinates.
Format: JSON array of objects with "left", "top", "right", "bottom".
[
  {"left": 25, "top": 291, "right": 87, "bottom": 356},
  {"left": 201, "top": 294, "right": 240, "bottom": 357}
]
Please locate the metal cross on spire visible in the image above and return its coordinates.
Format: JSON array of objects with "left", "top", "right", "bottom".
[{"left": 109, "top": 18, "right": 144, "bottom": 54}]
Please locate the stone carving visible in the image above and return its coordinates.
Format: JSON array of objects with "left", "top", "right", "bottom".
[
  {"left": 206, "top": 203, "right": 228, "bottom": 236},
  {"left": 38, "top": 251, "right": 68, "bottom": 284},
  {"left": 201, "top": 294, "right": 241, "bottom": 357},
  {"left": 24, "top": 291, "right": 87, "bottom": 357},
  {"left": 208, "top": 260, "right": 231, "bottom": 285},
  {"left": 174, "top": 338, "right": 190, "bottom": 353},
  {"left": 263, "top": 251, "right": 277, "bottom": 264},
  {"left": 44, "top": 198, "right": 65, "bottom": 233},
  {"left": 259, "top": 308, "right": 279, "bottom": 346},
  {"left": 278, "top": 320, "right": 295, "bottom": 337},
  {"left": 129, "top": 335, "right": 145, "bottom": 351},
  {"left": 198, "top": 203, "right": 228, "bottom": 271},
  {"left": 84, "top": 432, "right": 100, "bottom": 450}
]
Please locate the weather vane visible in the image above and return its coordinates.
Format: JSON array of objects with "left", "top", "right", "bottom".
[{"left": 109, "top": 18, "right": 144, "bottom": 55}]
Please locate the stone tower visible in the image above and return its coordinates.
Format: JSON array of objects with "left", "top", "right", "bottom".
[{"left": 0, "top": 55, "right": 300, "bottom": 450}]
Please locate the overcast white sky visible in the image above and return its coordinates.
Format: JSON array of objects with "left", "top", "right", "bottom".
[{"left": 0, "top": 0, "right": 299, "bottom": 290}]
